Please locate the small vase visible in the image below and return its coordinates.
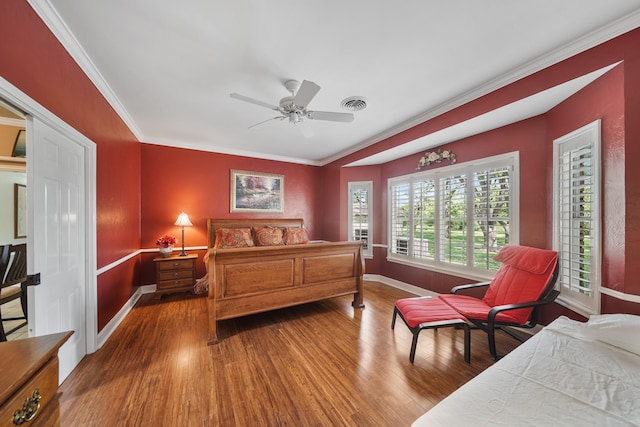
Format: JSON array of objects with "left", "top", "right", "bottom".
[{"left": 159, "top": 246, "right": 173, "bottom": 258}]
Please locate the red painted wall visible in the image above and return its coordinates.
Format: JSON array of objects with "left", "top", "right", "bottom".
[
  {"left": 622, "top": 54, "right": 640, "bottom": 296},
  {"left": 139, "top": 144, "right": 322, "bottom": 285},
  {"left": 326, "top": 28, "right": 640, "bottom": 319},
  {"left": 0, "top": 2, "right": 141, "bottom": 331}
]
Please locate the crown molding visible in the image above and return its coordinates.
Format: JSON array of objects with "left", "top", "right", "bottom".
[
  {"left": 26, "top": 0, "right": 144, "bottom": 141},
  {"left": 141, "top": 138, "right": 323, "bottom": 167}
]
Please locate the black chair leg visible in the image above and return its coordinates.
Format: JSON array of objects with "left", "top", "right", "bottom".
[
  {"left": 409, "top": 329, "right": 422, "bottom": 363},
  {"left": 391, "top": 308, "right": 396, "bottom": 329},
  {"left": 462, "top": 324, "right": 470, "bottom": 363},
  {"left": 488, "top": 324, "right": 498, "bottom": 361}
]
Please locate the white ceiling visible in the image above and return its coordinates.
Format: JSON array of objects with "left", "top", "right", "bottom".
[{"left": 28, "top": 1, "right": 640, "bottom": 166}]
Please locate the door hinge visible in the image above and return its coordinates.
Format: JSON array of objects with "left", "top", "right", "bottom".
[{"left": 27, "top": 273, "right": 41, "bottom": 286}]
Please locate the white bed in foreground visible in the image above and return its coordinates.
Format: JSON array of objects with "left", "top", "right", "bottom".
[{"left": 413, "top": 314, "right": 640, "bottom": 426}]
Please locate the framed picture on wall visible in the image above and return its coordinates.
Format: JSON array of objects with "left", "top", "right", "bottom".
[
  {"left": 230, "top": 170, "right": 284, "bottom": 213},
  {"left": 14, "top": 183, "right": 26, "bottom": 238}
]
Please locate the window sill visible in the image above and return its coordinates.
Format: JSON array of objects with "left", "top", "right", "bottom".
[{"left": 386, "top": 255, "right": 495, "bottom": 283}]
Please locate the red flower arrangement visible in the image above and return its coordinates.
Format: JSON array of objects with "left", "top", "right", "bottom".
[{"left": 156, "top": 235, "right": 178, "bottom": 248}]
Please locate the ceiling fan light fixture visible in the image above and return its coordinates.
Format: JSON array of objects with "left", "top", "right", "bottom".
[
  {"left": 288, "top": 111, "right": 302, "bottom": 123},
  {"left": 341, "top": 96, "right": 367, "bottom": 112}
]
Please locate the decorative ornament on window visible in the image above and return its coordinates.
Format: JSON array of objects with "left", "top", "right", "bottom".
[{"left": 417, "top": 149, "right": 456, "bottom": 170}]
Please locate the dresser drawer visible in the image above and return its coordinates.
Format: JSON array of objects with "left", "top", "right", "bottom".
[
  {"left": 157, "top": 259, "right": 193, "bottom": 271},
  {"left": 0, "top": 357, "right": 58, "bottom": 426}
]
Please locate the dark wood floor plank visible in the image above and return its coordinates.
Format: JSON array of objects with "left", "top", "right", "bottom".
[{"left": 59, "top": 281, "right": 521, "bottom": 426}]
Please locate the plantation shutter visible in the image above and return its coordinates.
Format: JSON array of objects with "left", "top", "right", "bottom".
[
  {"left": 390, "top": 182, "right": 410, "bottom": 255},
  {"left": 554, "top": 120, "right": 600, "bottom": 315},
  {"left": 349, "top": 182, "right": 372, "bottom": 257},
  {"left": 387, "top": 151, "right": 518, "bottom": 275},
  {"left": 439, "top": 174, "right": 467, "bottom": 266},
  {"left": 413, "top": 179, "right": 436, "bottom": 260},
  {"left": 558, "top": 145, "right": 593, "bottom": 293},
  {"left": 473, "top": 166, "right": 511, "bottom": 270}
]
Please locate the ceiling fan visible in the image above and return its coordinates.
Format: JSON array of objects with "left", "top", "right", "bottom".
[{"left": 230, "top": 80, "right": 354, "bottom": 137}]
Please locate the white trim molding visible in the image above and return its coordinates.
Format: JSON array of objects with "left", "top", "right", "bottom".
[
  {"left": 96, "top": 245, "right": 208, "bottom": 276},
  {"left": 600, "top": 286, "right": 640, "bottom": 304},
  {"left": 96, "top": 285, "right": 155, "bottom": 348},
  {"left": 0, "top": 117, "right": 25, "bottom": 127}
]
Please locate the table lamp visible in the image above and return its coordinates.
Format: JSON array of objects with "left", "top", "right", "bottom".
[{"left": 174, "top": 212, "right": 193, "bottom": 256}]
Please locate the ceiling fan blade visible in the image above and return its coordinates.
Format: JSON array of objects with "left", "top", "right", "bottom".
[
  {"left": 292, "top": 80, "right": 320, "bottom": 108},
  {"left": 248, "top": 116, "right": 285, "bottom": 129},
  {"left": 307, "top": 110, "right": 354, "bottom": 122},
  {"left": 230, "top": 93, "right": 279, "bottom": 110}
]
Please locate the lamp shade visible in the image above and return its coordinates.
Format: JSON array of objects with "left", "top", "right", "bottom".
[{"left": 174, "top": 212, "right": 193, "bottom": 227}]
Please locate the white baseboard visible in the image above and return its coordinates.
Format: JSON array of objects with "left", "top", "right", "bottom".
[{"left": 96, "top": 284, "right": 156, "bottom": 349}]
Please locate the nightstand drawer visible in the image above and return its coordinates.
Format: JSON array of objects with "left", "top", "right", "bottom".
[
  {"left": 158, "top": 269, "right": 192, "bottom": 281},
  {"left": 157, "top": 259, "right": 193, "bottom": 271},
  {"left": 157, "top": 278, "right": 194, "bottom": 290}
]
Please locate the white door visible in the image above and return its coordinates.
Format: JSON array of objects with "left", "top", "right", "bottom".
[{"left": 26, "top": 116, "right": 86, "bottom": 381}]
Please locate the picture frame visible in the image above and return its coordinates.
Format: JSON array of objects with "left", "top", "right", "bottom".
[
  {"left": 14, "top": 183, "right": 26, "bottom": 238},
  {"left": 231, "top": 170, "right": 284, "bottom": 213}
]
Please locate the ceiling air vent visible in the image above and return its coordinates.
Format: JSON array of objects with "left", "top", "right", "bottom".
[{"left": 340, "top": 96, "right": 367, "bottom": 112}]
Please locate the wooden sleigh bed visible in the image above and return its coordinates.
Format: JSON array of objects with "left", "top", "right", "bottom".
[{"left": 204, "top": 218, "right": 365, "bottom": 344}]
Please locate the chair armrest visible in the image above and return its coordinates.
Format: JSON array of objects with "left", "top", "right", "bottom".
[
  {"left": 450, "top": 281, "right": 491, "bottom": 294},
  {"left": 487, "top": 290, "right": 560, "bottom": 323}
]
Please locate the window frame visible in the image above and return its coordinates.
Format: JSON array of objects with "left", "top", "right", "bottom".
[
  {"left": 348, "top": 181, "right": 373, "bottom": 258},
  {"left": 387, "top": 151, "right": 519, "bottom": 281},
  {"left": 552, "top": 120, "right": 601, "bottom": 317}
]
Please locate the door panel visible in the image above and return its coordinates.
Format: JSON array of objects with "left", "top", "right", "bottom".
[{"left": 27, "top": 116, "right": 86, "bottom": 381}]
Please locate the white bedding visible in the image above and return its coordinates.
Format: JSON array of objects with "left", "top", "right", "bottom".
[{"left": 412, "top": 315, "right": 640, "bottom": 426}]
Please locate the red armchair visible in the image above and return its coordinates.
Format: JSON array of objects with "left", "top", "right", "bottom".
[{"left": 393, "top": 245, "right": 559, "bottom": 362}]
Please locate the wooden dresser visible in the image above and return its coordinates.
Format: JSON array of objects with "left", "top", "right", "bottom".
[
  {"left": 154, "top": 254, "right": 197, "bottom": 297},
  {"left": 0, "top": 331, "right": 72, "bottom": 426}
]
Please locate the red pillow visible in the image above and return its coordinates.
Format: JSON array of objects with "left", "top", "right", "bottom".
[
  {"left": 253, "top": 227, "right": 284, "bottom": 246},
  {"left": 214, "top": 228, "right": 254, "bottom": 248},
  {"left": 283, "top": 227, "right": 309, "bottom": 245}
]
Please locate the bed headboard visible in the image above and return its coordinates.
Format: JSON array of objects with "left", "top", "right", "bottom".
[{"left": 207, "top": 218, "right": 304, "bottom": 247}]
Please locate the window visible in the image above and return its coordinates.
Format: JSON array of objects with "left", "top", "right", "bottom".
[
  {"left": 388, "top": 152, "right": 518, "bottom": 277},
  {"left": 553, "top": 120, "right": 601, "bottom": 316},
  {"left": 348, "top": 181, "right": 373, "bottom": 258}
]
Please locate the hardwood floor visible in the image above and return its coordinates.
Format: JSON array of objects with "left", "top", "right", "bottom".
[{"left": 59, "top": 281, "right": 521, "bottom": 426}]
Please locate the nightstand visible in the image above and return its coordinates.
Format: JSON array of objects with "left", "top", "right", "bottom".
[{"left": 153, "top": 254, "right": 197, "bottom": 297}]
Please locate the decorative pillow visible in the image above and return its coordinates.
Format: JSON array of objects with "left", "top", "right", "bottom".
[
  {"left": 283, "top": 227, "right": 309, "bottom": 245},
  {"left": 253, "top": 227, "right": 284, "bottom": 246},
  {"left": 585, "top": 313, "right": 640, "bottom": 355},
  {"left": 214, "top": 228, "right": 254, "bottom": 248}
]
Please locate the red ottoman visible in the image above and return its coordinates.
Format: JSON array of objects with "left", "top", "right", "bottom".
[{"left": 392, "top": 296, "right": 471, "bottom": 363}]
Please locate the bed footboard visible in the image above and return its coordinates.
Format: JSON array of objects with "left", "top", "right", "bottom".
[{"left": 207, "top": 241, "right": 365, "bottom": 344}]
